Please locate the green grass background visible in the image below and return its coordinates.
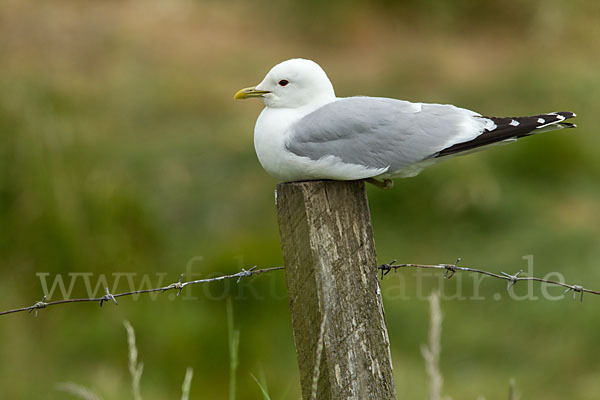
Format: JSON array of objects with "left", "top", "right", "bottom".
[{"left": 1, "top": 0, "right": 600, "bottom": 398}]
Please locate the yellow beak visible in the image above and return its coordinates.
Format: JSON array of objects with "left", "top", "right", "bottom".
[{"left": 234, "top": 86, "right": 270, "bottom": 100}]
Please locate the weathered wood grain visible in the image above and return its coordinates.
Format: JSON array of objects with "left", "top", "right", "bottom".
[{"left": 276, "top": 180, "right": 396, "bottom": 400}]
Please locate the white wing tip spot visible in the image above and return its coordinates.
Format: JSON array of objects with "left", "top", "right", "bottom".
[
  {"left": 509, "top": 120, "right": 520, "bottom": 126},
  {"left": 537, "top": 118, "right": 545, "bottom": 124},
  {"left": 484, "top": 119, "right": 497, "bottom": 131}
]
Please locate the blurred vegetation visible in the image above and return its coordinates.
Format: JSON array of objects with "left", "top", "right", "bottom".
[{"left": 1, "top": 0, "right": 600, "bottom": 398}]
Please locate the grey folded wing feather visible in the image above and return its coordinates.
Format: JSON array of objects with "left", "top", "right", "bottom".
[{"left": 285, "top": 96, "right": 489, "bottom": 172}]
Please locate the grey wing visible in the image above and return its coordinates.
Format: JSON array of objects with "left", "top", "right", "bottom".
[{"left": 285, "top": 96, "right": 491, "bottom": 172}]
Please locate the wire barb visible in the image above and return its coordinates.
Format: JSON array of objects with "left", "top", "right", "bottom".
[
  {"left": 163, "top": 274, "right": 185, "bottom": 296},
  {"left": 99, "top": 288, "right": 118, "bottom": 307},
  {"left": 28, "top": 295, "right": 47, "bottom": 318},
  {"left": 444, "top": 258, "right": 461, "bottom": 280},
  {"left": 565, "top": 285, "right": 584, "bottom": 302},
  {"left": 379, "top": 260, "right": 397, "bottom": 279},
  {"left": 236, "top": 266, "right": 258, "bottom": 283},
  {"left": 501, "top": 270, "right": 523, "bottom": 291}
]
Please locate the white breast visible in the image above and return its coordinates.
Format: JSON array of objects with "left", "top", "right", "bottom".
[{"left": 254, "top": 107, "right": 302, "bottom": 181}]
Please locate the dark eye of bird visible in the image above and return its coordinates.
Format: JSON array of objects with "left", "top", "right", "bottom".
[{"left": 279, "top": 80, "right": 289, "bottom": 86}]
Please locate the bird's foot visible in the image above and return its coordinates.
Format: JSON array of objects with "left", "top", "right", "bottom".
[{"left": 365, "top": 178, "right": 394, "bottom": 190}]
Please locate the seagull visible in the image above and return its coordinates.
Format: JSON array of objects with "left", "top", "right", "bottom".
[{"left": 235, "top": 58, "right": 576, "bottom": 188}]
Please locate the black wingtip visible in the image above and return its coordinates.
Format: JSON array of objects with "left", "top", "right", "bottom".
[
  {"left": 436, "top": 111, "right": 577, "bottom": 158},
  {"left": 552, "top": 111, "right": 577, "bottom": 119}
]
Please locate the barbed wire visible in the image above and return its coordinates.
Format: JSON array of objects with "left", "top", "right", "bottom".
[
  {"left": 0, "top": 266, "right": 284, "bottom": 317},
  {"left": 379, "top": 258, "right": 600, "bottom": 301},
  {"left": 1, "top": 258, "right": 599, "bottom": 317}
]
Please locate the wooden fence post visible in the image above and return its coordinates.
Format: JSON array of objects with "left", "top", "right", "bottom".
[{"left": 276, "top": 180, "right": 397, "bottom": 400}]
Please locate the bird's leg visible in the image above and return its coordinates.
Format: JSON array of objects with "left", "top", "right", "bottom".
[{"left": 365, "top": 178, "right": 394, "bottom": 190}]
